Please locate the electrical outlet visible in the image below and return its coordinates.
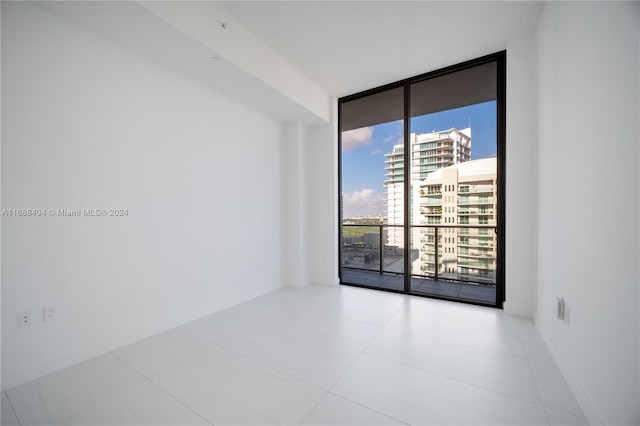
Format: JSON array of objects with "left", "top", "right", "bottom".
[
  {"left": 44, "top": 305, "right": 57, "bottom": 322},
  {"left": 17, "top": 311, "right": 33, "bottom": 328}
]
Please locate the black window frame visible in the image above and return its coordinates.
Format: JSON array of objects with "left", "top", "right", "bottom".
[{"left": 338, "top": 51, "right": 506, "bottom": 308}]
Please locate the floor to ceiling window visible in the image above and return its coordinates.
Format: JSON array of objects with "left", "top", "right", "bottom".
[{"left": 339, "top": 52, "right": 505, "bottom": 307}]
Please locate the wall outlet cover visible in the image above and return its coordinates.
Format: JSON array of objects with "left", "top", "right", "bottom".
[
  {"left": 18, "top": 311, "right": 33, "bottom": 328},
  {"left": 44, "top": 305, "right": 57, "bottom": 322}
]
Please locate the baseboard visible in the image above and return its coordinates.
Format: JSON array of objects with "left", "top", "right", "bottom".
[{"left": 533, "top": 314, "right": 604, "bottom": 425}]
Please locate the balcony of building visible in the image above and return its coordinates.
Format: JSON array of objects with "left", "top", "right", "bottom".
[
  {"left": 421, "top": 199, "right": 443, "bottom": 207},
  {"left": 458, "top": 197, "right": 494, "bottom": 205},
  {"left": 458, "top": 238, "right": 495, "bottom": 249},
  {"left": 457, "top": 209, "right": 494, "bottom": 216},
  {"left": 419, "top": 188, "right": 442, "bottom": 196},
  {"left": 341, "top": 224, "right": 497, "bottom": 305},
  {"left": 459, "top": 184, "right": 494, "bottom": 194}
]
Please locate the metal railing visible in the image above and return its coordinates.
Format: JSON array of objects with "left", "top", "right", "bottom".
[{"left": 341, "top": 223, "right": 497, "bottom": 286}]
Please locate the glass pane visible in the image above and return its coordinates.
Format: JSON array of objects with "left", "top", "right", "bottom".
[
  {"left": 340, "top": 86, "right": 405, "bottom": 291},
  {"left": 408, "top": 62, "right": 498, "bottom": 304}
]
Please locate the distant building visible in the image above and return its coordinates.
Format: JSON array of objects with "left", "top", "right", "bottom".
[
  {"left": 413, "top": 157, "right": 497, "bottom": 284},
  {"left": 384, "top": 128, "right": 472, "bottom": 247}
]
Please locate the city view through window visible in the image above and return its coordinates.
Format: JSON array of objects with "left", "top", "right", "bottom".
[{"left": 340, "top": 64, "right": 502, "bottom": 305}]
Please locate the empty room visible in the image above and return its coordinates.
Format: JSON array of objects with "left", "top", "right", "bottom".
[{"left": 1, "top": 1, "right": 639, "bottom": 425}]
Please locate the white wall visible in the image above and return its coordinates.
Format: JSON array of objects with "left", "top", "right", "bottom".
[
  {"left": 536, "top": 2, "right": 640, "bottom": 424},
  {"left": 1, "top": 2, "right": 286, "bottom": 389},
  {"left": 286, "top": 114, "right": 338, "bottom": 288},
  {"left": 307, "top": 110, "right": 340, "bottom": 287},
  {"left": 283, "top": 122, "right": 310, "bottom": 288},
  {"left": 504, "top": 35, "right": 538, "bottom": 317}
]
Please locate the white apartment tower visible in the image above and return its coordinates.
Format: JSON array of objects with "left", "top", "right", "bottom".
[
  {"left": 413, "top": 158, "right": 497, "bottom": 284},
  {"left": 384, "top": 128, "right": 471, "bottom": 248}
]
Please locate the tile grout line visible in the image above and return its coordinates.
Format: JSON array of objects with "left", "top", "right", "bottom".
[
  {"left": 160, "top": 332, "right": 334, "bottom": 425},
  {"left": 300, "top": 303, "right": 408, "bottom": 425},
  {"left": 183, "top": 333, "right": 330, "bottom": 396},
  {"left": 383, "top": 318, "right": 529, "bottom": 361},
  {"left": 368, "top": 302, "right": 553, "bottom": 419},
  {"left": 364, "top": 350, "right": 546, "bottom": 409},
  {"left": 186, "top": 289, "right": 406, "bottom": 425},
  {"left": 515, "top": 318, "right": 593, "bottom": 419},
  {"left": 511, "top": 316, "right": 552, "bottom": 426},
  {"left": 4, "top": 391, "right": 23, "bottom": 426},
  {"left": 145, "top": 379, "right": 213, "bottom": 425},
  {"left": 324, "top": 299, "right": 404, "bottom": 394},
  {"left": 69, "top": 343, "right": 214, "bottom": 425},
  {"left": 316, "top": 392, "right": 411, "bottom": 426},
  {"left": 526, "top": 359, "right": 590, "bottom": 420},
  {"left": 114, "top": 320, "right": 330, "bottom": 426},
  {"left": 58, "top": 353, "right": 151, "bottom": 425},
  {"left": 297, "top": 389, "right": 331, "bottom": 424},
  {"left": 9, "top": 353, "right": 150, "bottom": 426}
]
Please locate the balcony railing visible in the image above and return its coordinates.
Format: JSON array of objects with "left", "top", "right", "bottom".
[
  {"left": 341, "top": 223, "right": 497, "bottom": 286},
  {"left": 459, "top": 198, "right": 494, "bottom": 205},
  {"left": 457, "top": 209, "right": 494, "bottom": 215}
]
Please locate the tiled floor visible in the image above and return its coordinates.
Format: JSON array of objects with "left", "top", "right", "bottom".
[{"left": 2, "top": 285, "right": 588, "bottom": 425}]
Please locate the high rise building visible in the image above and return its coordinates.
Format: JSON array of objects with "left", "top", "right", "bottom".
[
  {"left": 384, "top": 128, "right": 471, "bottom": 248},
  {"left": 412, "top": 157, "right": 497, "bottom": 284}
]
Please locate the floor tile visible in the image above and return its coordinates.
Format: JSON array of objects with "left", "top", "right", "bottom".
[
  {"left": 330, "top": 299, "right": 400, "bottom": 327},
  {"left": 386, "top": 307, "right": 525, "bottom": 358},
  {"left": 63, "top": 381, "right": 209, "bottom": 425},
  {"left": 303, "top": 393, "right": 406, "bottom": 425},
  {"left": 339, "top": 284, "right": 406, "bottom": 310},
  {"left": 267, "top": 311, "right": 382, "bottom": 351},
  {"left": 152, "top": 345, "right": 325, "bottom": 425},
  {"left": 545, "top": 407, "right": 590, "bottom": 425},
  {"left": 218, "top": 290, "right": 308, "bottom": 322},
  {"left": 232, "top": 284, "right": 401, "bottom": 327},
  {"left": 6, "top": 353, "right": 145, "bottom": 425},
  {"left": 1, "top": 392, "right": 20, "bottom": 426},
  {"left": 398, "top": 296, "right": 519, "bottom": 335},
  {"left": 113, "top": 329, "right": 212, "bottom": 378},
  {"left": 180, "top": 308, "right": 266, "bottom": 346},
  {"left": 207, "top": 321, "right": 361, "bottom": 389},
  {"left": 332, "top": 354, "right": 549, "bottom": 425},
  {"left": 512, "top": 316, "right": 548, "bottom": 347},
  {"left": 4, "top": 285, "right": 588, "bottom": 426},
  {"left": 366, "top": 328, "right": 541, "bottom": 404},
  {"left": 523, "top": 342, "right": 556, "bottom": 365},
  {"left": 529, "top": 361, "right": 584, "bottom": 417}
]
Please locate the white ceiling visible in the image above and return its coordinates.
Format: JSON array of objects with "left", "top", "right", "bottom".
[
  {"left": 219, "top": 1, "right": 545, "bottom": 97},
  {"left": 35, "top": 1, "right": 544, "bottom": 124},
  {"left": 35, "top": 1, "right": 329, "bottom": 124}
]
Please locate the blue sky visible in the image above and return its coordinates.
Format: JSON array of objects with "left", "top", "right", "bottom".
[{"left": 341, "top": 101, "right": 496, "bottom": 217}]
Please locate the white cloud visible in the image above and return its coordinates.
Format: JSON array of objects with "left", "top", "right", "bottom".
[
  {"left": 370, "top": 149, "right": 382, "bottom": 155},
  {"left": 342, "top": 188, "right": 384, "bottom": 217},
  {"left": 341, "top": 127, "right": 373, "bottom": 151}
]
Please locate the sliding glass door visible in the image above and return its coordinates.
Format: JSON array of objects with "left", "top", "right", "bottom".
[
  {"left": 340, "top": 86, "right": 405, "bottom": 292},
  {"left": 339, "top": 52, "right": 505, "bottom": 307}
]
